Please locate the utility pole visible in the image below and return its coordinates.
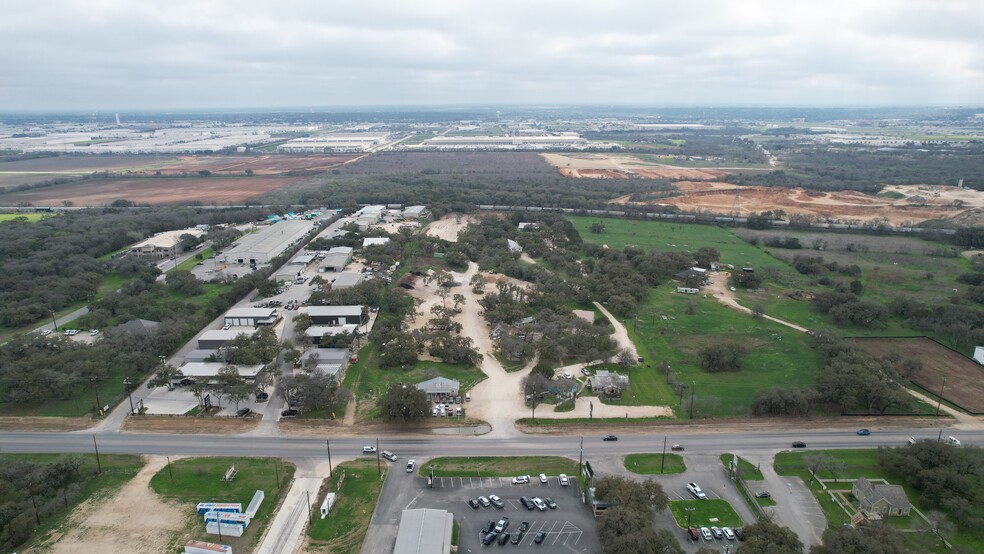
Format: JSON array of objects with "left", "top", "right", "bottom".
[
  {"left": 326, "top": 439, "right": 333, "bottom": 478},
  {"left": 92, "top": 377, "right": 101, "bottom": 414},
  {"left": 376, "top": 438, "right": 381, "bottom": 476},
  {"left": 50, "top": 309, "right": 58, "bottom": 331},
  {"left": 166, "top": 456, "right": 174, "bottom": 482},
  {"left": 306, "top": 490, "right": 313, "bottom": 524},
  {"left": 935, "top": 376, "right": 947, "bottom": 416},
  {"left": 578, "top": 436, "right": 583, "bottom": 469},
  {"left": 660, "top": 436, "right": 667, "bottom": 474},
  {"left": 689, "top": 382, "right": 696, "bottom": 419},
  {"left": 92, "top": 434, "right": 102, "bottom": 473},
  {"left": 123, "top": 377, "right": 135, "bottom": 415}
]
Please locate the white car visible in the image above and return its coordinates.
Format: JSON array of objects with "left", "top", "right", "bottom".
[
  {"left": 722, "top": 527, "right": 736, "bottom": 540},
  {"left": 532, "top": 497, "right": 547, "bottom": 511},
  {"left": 40, "top": 329, "right": 52, "bottom": 336},
  {"left": 406, "top": 460, "right": 416, "bottom": 473},
  {"left": 687, "top": 482, "right": 707, "bottom": 500},
  {"left": 700, "top": 527, "right": 713, "bottom": 541},
  {"left": 539, "top": 473, "right": 548, "bottom": 484},
  {"left": 478, "top": 495, "right": 491, "bottom": 507},
  {"left": 512, "top": 475, "right": 530, "bottom": 484},
  {"left": 563, "top": 372, "right": 572, "bottom": 379},
  {"left": 559, "top": 474, "right": 569, "bottom": 486},
  {"left": 362, "top": 446, "right": 376, "bottom": 454},
  {"left": 89, "top": 329, "right": 100, "bottom": 336}
]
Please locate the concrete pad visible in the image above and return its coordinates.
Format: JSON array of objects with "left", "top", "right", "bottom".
[{"left": 257, "top": 477, "right": 323, "bottom": 554}]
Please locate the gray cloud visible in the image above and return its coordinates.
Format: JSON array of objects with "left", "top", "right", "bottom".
[{"left": 1, "top": 0, "right": 981, "bottom": 109}]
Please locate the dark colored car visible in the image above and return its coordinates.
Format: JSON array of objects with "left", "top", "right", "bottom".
[
  {"left": 179, "top": 378, "right": 194, "bottom": 386},
  {"left": 534, "top": 531, "right": 546, "bottom": 544},
  {"left": 482, "top": 532, "right": 497, "bottom": 545},
  {"left": 481, "top": 520, "right": 495, "bottom": 534},
  {"left": 544, "top": 498, "right": 557, "bottom": 509},
  {"left": 856, "top": 428, "right": 871, "bottom": 436},
  {"left": 519, "top": 521, "right": 530, "bottom": 533},
  {"left": 281, "top": 408, "right": 299, "bottom": 417},
  {"left": 510, "top": 532, "right": 522, "bottom": 544},
  {"left": 671, "top": 444, "right": 685, "bottom": 451},
  {"left": 468, "top": 498, "right": 481, "bottom": 509},
  {"left": 792, "top": 441, "right": 807, "bottom": 448},
  {"left": 255, "top": 391, "right": 269, "bottom": 401},
  {"left": 755, "top": 491, "right": 771, "bottom": 498},
  {"left": 520, "top": 496, "right": 534, "bottom": 510},
  {"left": 236, "top": 407, "right": 251, "bottom": 417},
  {"left": 734, "top": 527, "right": 746, "bottom": 541},
  {"left": 603, "top": 434, "right": 618, "bottom": 441},
  {"left": 497, "top": 532, "right": 510, "bottom": 545},
  {"left": 688, "top": 527, "right": 700, "bottom": 541}
]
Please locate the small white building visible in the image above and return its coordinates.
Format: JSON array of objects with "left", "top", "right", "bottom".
[
  {"left": 974, "top": 346, "right": 984, "bottom": 365},
  {"left": 403, "top": 206, "right": 429, "bottom": 220},
  {"left": 224, "top": 308, "right": 281, "bottom": 327},
  {"left": 363, "top": 237, "right": 391, "bottom": 248},
  {"left": 507, "top": 239, "right": 522, "bottom": 253}
]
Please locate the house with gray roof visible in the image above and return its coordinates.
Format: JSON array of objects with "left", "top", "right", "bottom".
[
  {"left": 415, "top": 377, "right": 460, "bottom": 401},
  {"left": 852, "top": 477, "right": 912, "bottom": 517}
]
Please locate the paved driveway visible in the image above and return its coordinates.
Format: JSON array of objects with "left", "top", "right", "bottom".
[{"left": 743, "top": 452, "right": 827, "bottom": 549}]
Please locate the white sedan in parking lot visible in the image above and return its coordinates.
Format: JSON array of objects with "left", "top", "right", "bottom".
[
  {"left": 559, "top": 474, "right": 569, "bottom": 486},
  {"left": 512, "top": 475, "right": 530, "bottom": 484}
]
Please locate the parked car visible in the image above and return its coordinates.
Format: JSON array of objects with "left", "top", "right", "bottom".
[
  {"left": 671, "top": 444, "right": 685, "bottom": 451},
  {"left": 40, "top": 329, "right": 52, "bottom": 336},
  {"left": 559, "top": 474, "right": 569, "bottom": 486},
  {"left": 179, "top": 378, "right": 195, "bottom": 386},
  {"left": 406, "top": 460, "right": 415, "bottom": 473},
  {"left": 512, "top": 475, "right": 530, "bottom": 484},
  {"left": 482, "top": 532, "right": 497, "bottom": 545},
  {"left": 562, "top": 372, "right": 572, "bottom": 379},
  {"left": 236, "top": 407, "right": 251, "bottom": 417},
  {"left": 481, "top": 520, "right": 495, "bottom": 534},
  {"left": 539, "top": 473, "right": 548, "bottom": 484},
  {"left": 723, "top": 527, "right": 736, "bottom": 540},
  {"left": 700, "top": 527, "right": 713, "bottom": 541},
  {"left": 497, "top": 532, "right": 510, "bottom": 545},
  {"left": 755, "top": 491, "right": 771, "bottom": 498},
  {"left": 734, "top": 527, "right": 746, "bottom": 541},
  {"left": 687, "top": 482, "right": 707, "bottom": 500},
  {"left": 688, "top": 527, "right": 700, "bottom": 540},
  {"left": 255, "top": 391, "right": 269, "bottom": 401},
  {"left": 520, "top": 496, "right": 534, "bottom": 510},
  {"left": 581, "top": 367, "right": 590, "bottom": 376},
  {"left": 478, "top": 496, "right": 491, "bottom": 507},
  {"left": 489, "top": 494, "right": 504, "bottom": 508},
  {"left": 856, "top": 428, "right": 871, "bottom": 436},
  {"left": 494, "top": 517, "right": 510, "bottom": 533},
  {"left": 532, "top": 497, "right": 547, "bottom": 511},
  {"left": 792, "top": 441, "right": 807, "bottom": 448},
  {"left": 510, "top": 532, "right": 522, "bottom": 544},
  {"left": 534, "top": 531, "right": 546, "bottom": 544},
  {"left": 280, "top": 408, "right": 298, "bottom": 417},
  {"left": 544, "top": 497, "right": 557, "bottom": 509},
  {"left": 603, "top": 434, "right": 618, "bottom": 441},
  {"left": 711, "top": 527, "right": 723, "bottom": 539},
  {"left": 519, "top": 521, "right": 530, "bottom": 533},
  {"left": 468, "top": 498, "right": 480, "bottom": 509},
  {"left": 89, "top": 329, "right": 100, "bottom": 336}
]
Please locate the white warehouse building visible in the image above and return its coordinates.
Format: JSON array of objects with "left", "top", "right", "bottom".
[{"left": 222, "top": 220, "right": 315, "bottom": 265}]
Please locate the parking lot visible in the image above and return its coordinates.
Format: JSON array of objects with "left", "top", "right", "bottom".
[{"left": 414, "top": 474, "right": 600, "bottom": 552}]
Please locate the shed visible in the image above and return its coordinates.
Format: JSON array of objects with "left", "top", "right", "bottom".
[
  {"left": 572, "top": 310, "right": 595, "bottom": 324},
  {"left": 506, "top": 239, "right": 523, "bottom": 253},
  {"left": 110, "top": 318, "right": 160, "bottom": 337},
  {"left": 393, "top": 508, "right": 453, "bottom": 554}
]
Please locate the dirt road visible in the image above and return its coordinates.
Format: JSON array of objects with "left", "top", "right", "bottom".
[
  {"left": 37, "top": 456, "right": 186, "bottom": 554},
  {"left": 703, "top": 272, "right": 810, "bottom": 333}
]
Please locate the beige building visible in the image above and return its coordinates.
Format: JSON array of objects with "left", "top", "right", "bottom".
[{"left": 130, "top": 228, "right": 204, "bottom": 259}]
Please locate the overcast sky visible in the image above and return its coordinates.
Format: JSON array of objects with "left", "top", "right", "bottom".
[{"left": 3, "top": 0, "right": 982, "bottom": 110}]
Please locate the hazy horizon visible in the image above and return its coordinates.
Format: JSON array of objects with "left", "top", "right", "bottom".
[{"left": 3, "top": 0, "right": 982, "bottom": 111}]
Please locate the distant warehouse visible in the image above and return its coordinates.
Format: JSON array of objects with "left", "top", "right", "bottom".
[
  {"left": 276, "top": 134, "right": 389, "bottom": 153},
  {"left": 419, "top": 134, "right": 589, "bottom": 150}
]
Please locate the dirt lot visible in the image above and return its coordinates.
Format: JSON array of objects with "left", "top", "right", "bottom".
[
  {"left": 0, "top": 176, "right": 303, "bottom": 206},
  {"left": 613, "top": 183, "right": 984, "bottom": 226},
  {"left": 150, "top": 154, "right": 361, "bottom": 175},
  {"left": 0, "top": 415, "right": 96, "bottom": 431},
  {"left": 423, "top": 214, "right": 480, "bottom": 242},
  {"left": 855, "top": 337, "right": 984, "bottom": 414},
  {"left": 121, "top": 414, "right": 262, "bottom": 433},
  {"left": 35, "top": 456, "right": 186, "bottom": 554},
  {"left": 542, "top": 153, "right": 726, "bottom": 180}
]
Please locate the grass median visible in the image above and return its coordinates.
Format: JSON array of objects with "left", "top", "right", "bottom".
[
  {"left": 668, "top": 499, "right": 743, "bottom": 528},
  {"left": 423, "top": 456, "right": 578, "bottom": 477},
  {"left": 308, "top": 460, "right": 384, "bottom": 554},
  {"left": 624, "top": 453, "right": 686, "bottom": 474}
]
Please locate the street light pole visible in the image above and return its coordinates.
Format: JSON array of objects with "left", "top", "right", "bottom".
[
  {"left": 50, "top": 309, "right": 58, "bottom": 331},
  {"left": 91, "top": 377, "right": 101, "bottom": 414},
  {"left": 689, "top": 382, "right": 696, "bottom": 419},
  {"left": 660, "top": 435, "right": 667, "bottom": 474}
]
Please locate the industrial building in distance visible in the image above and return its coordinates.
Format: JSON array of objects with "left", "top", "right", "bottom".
[
  {"left": 276, "top": 133, "right": 390, "bottom": 153},
  {"left": 221, "top": 220, "right": 316, "bottom": 266},
  {"left": 417, "top": 134, "right": 593, "bottom": 150}
]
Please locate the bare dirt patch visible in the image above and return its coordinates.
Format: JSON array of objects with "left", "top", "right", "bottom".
[
  {"left": 614, "top": 183, "right": 984, "bottom": 226},
  {"left": 855, "top": 337, "right": 984, "bottom": 414},
  {"left": 37, "top": 456, "right": 186, "bottom": 554},
  {"left": 121, "top": 414, "right": 261, "bottom": 434},
  {"left": 543, "top": 153, "right": 727, "bottom": 180},
  {"left": 0, "top": 176, "right": 302, "bottom": 206},
  {"left": 151, "top": 154, "right": 361, "bottom": 175},
  {"left": 423, "top": 214, "right": 480, "bottom": 242}
]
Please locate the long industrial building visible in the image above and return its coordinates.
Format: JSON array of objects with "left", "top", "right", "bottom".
[
  {"left": 276, "top": 134, "right": 389, "bottom": 153},
  {"left": 419, "top": 134, "right": 588, "bottom": 150},
  {"left": 222, "top": 220, "right": 316, "bottom": 265}
]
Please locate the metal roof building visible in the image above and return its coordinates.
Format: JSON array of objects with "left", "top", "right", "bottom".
[
  {"left": 223, "top": 220, "right": 315, "bottom": 265},
  {"left": 300, "top": 305, "right": 363, "bottom": 326},
  {"left": 330, "top": 271, "right": 364, "bottom": 289},
  {"left": 393, "top": 509, "right": 453, "bottom": 554},
  {"left": 320, "top": 247, "right": 353, "bottom": 272}
]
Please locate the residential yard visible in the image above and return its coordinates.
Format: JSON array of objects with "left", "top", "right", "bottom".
[
  {"left": 422, "top": 456, "right": 578, "bottom": 477},
  {"left": 775, "top": 449, "right": 978, "bottom": 553},
  {"left": 342, "top": 343, "right": 486, "bottom": 422},
  {"left": 668, "top": 499, "right": 743, "bottom": 528},
  {"left": 307, "top": 460, "right": 383, "bottom": 554},
  {"left": 4, "top": 454, "right": 145, "bottom": 551},
  {"left": 624, "top": 453, "right": 686, "bottom": 474},
  {"left": 149, "top": 456, "right": 296, "bottom": 551}
]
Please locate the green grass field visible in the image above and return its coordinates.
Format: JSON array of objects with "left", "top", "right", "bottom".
[
  {"left": 150, "top": 457, "right": 295, "bottom": 549},
  {"left": 668, "top": 499, "right": 743, "bottom": 528},
  {"left": 170, "top": 247, "right": 215, "bottom": 272},
  {"left": 0, "top": 213, "right": 55, "bottom": 223},
  {"left": 720, "top": 453, "right": 764, "bottom": 481},
  {"left": 624, "top": 453, "right": 686, "bottom": 474},
  {"left": 625, "top": 286, "right": 823, "bottom": 416},
  {"left": 423, "top": 456, "right": 578, "bottom": 477},
  {"left": 307, "top": 460, "right": 384, "bottom": 553},
  {"left": 5, "top": 454, "right": 144, "bottom": 551}
]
